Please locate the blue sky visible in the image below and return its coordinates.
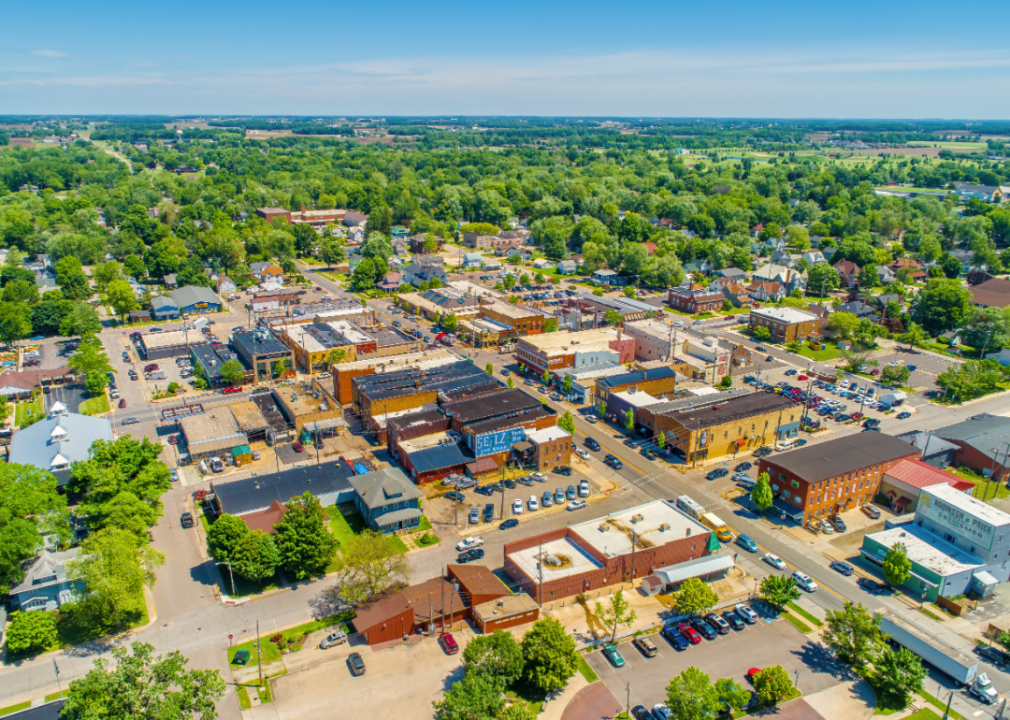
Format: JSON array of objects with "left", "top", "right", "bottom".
[{"left": 3, "top": 0, "right": 1010, "bottom": 118}]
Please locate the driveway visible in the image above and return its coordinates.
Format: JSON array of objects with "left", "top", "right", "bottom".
[
  {"left": 585, "top": 614, "right": 851, "bottom": 712},
  {"left": 250, "top": 630, "right": 471, "bottom": 720},
  {"left": 45, "top": 383, "right": 90, "bottom": 413}
]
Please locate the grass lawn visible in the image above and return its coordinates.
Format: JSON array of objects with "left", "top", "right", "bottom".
[
  {"left": 15, "top": 395, "right": 43, "bottom": 427},
  {"left": 79, "top": 394, "right": 111, "bottom": 416},
  {"left": 577, "top": 654, "right": 599, "bottom": 683},
  {"left": 902, "top": 709, "right": 941, "bottom": 720},
  {"left": 228, "top": 611, "right": 356, "bottom": 668},
  {"left": 792, "top": 343, "right": 842, "bottom": 362},
  {"left": 917, "top": 689, "right": 964, "bottom": 719},
  {"left": 44, "top": 691, "right": 68, "bottom": 702},
  {"left": 956, "top": 466, "right": 1010, "bottom": 502},
  {"left": 786, "top": 602, "right": 823, "bottom": 627},
  {"left": 0, "top": 702, "right": 30, "bottom": 717},
  {"left": 505, "top": 680, "right": 549, "bottom": 715},
  {"left": 918, "top": 606, "right": 945, "bottom": 622},
  {"left": 327, "top": 503, "right": 368, "bottom": 547},
  {"left": 781, "top": 611, "right": 813, "bottom": 634},
  {"left": 419, "top": 516, "right": 433, "bottom": 532}
]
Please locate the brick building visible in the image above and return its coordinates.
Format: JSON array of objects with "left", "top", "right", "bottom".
[
  {"left": 929, "top": 414, "right": 1010, "bottom": 482},
  {"left": 595, "top": 367, "right": 678, "bottom": 405},
  {"left": 480, "top": 301, "right": 545, "bottom": 336},
  {"left": 667, "top": 285, "right": 724, "bottom": 314},
  {"left": 757, "top": 433, "right": 920, "bottom": 524},
  {"left": 515, "top": 328, "right": 634, "bottom": 376},
  {"left": 748, "top": 307, "right": 820, "bottom": 343},
  {"left": 503, "top": 500, "right": 712, "bottom": 602},
  {"left": 525, "top": 426, "right": 572, "bottom": 471}
]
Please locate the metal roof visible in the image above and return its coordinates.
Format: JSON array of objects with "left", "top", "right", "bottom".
[
  {"left": 654, "top": 554, "right": 734, "bottom": 586},
  {"left": 407, "top": 442, "right": 475, "bottom": 473},
  {"left": 598, "top": 366, "right": 677, "bottom": 390},
  {"left": 763, "top": 432, "right": 917, "bottom": 484},
  {"left": 212, "top": 462, "right": 355, "bottom": 516},
  {"left": 442, "top": 388, "right": 541, "bottom": 424},
  {"left": 170, "top": 286, "right": 221, "bottom": 308},
  {"left": 930, "top": 414, "right": 1010, "bottom": 463}
]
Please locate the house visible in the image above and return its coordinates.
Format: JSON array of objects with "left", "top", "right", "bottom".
[
  {"left": 746, "top": 279, "right": 785, "bottom": 303},
  {"left": 715, "top": 267, "right": 747, "bottom": 281},
  {"left": 506, "top": 246, "right": 533, "bottom": 261},
  {"left": 802, "top": 251, "right": 826, "bottom": 266},
  {"left": 249, "top": 261, "right": 285, "bottom": 283},
  {"left": 404, "top": 262, "right": 448, "bottom": 288},
  {"left": 667, "top": 285, "right": 723, "bottom": 314},
  {"left": 876, "top": 294, "right": 902, "bottom": 311},
  {"left": 532, "top": 258, "right": 554, "bottom": 270},
  {"left": 216, "top": 276, "right": 237, "bottom": 296},
  {"left": 170, "top": 286, "right": 221, "bottom": 314},
  {"left": 969, "top": 277, "right": 1010, "bottom": 309},
  {"left": 876, "top": 265, "right": 896, "bottom": 285},
  {"left": 753, "top": 264, "right": 806, "bottom": 295},
  {"left": 163, "top": 273, "right": 178, "bottom": 289},
  {"left": 483, "top": 259, "right": 502, "bottom": 271},
  {"left": 836, "top": 300, "right": 875, "bottom": 319},
  {"left": 592, "top": 269, "right": 620, "bottom": 286},
  {"left": 749, "top": 307, "right": 820, "bottom": 343},
  {"left": 343, "top": 211, "right": 368, "bottom": 227},
  {"left": 878, "top": 458, "right": 975, "bottom": 514},
  {"left": 927, "top": 414, "right": 1010, "bottom": 482},
  {"left": 377, "top": 272, "right": 403, "bottom": 292},
  {"left": 8, "top": 401, "right": 114, "bottom": 486},
  {"left": 9, "top": 548, "right": 83, "bottom": 611},
  {"left": 956, "top": 184, "right": 1004, "bottom": 203},
  {"left": 770, "top": 250, "right": 795, "bottom": 267},
  {"left": 349, "top": 467, "right": 424, "bottom": 534},
  {"left": 890, "top": 258, "right": 928, "bottom": 282},
  {"left": 556, "top": 260, "right": 577, "bottom": 275},
  {"left": 462, "top": 253, "right": 484, "bottom": 269},
  {"left": 682, "top": 259, "right": 713, "bottom": 276},
  {"left": 833, "top": 259, "right": 861, "bottom": 288}
]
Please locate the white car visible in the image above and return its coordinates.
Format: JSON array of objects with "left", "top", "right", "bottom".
[
  {"left": 512, "top": 499, "right": 524, "bottom": 515},
  {"left": 840, "top": 380, "right": 850, "bottom": 389},
  {"left": 585, "top": 415, "right": 598, "bottom": 424},
  {"left": 792, "top": 571, "right": 818, "bottom": 592},
  {"left": 735, "top": 604, "right": 759, "bottom": 624},
  {"left": 567, "top": 500, "right": 587, "bottom": 511},
  {"left": 578, "top": 480, "right": 590, "bottom": 497},
  {"left": 531, "top": 472, "right": 547, "bottom": 481},
  {"left": 528, "top": 495, "right": 539, "bottom": 511},
  {"left": 763, "top": 553, "right": 787, "bottom": 570},
  {"left": 455, "top": 536, "right": 484, "bottom": 552},
  {"left": 575, "top": 447, "right": 589, "bottom": 460}
]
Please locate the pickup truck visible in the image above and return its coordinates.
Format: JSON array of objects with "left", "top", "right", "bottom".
[
  {"left": 456, "top": 536, "right": 485, "bottom": 552},
  {"left": 180, "top": 512, "right": 194, "bottom": 528}
]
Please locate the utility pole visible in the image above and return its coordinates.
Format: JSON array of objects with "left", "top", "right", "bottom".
[
  {"left": 441, "top": 576, "right": 446, "bottom": 632},
  {"left": 626, "top": 682, "right": 631, "bottom": 716},
  {"left": 256, "top": 619, "right": 263, "bottom": 686},
  {"left": 538, "top": 541, "right": 544, "bottom": 607},
  {"left": 630, "top": 529, "right": 637, "bottom": 579}
]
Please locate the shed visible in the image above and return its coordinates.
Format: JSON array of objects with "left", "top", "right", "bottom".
[
  {"left": 880, "top": 391, "right": 907, "bottom": 406},
  {"left": 232, "top": 445, "right": 253, "bottom": 466},
  {"left": 653, "top": 554, "right": 735, "bottom": 590}
]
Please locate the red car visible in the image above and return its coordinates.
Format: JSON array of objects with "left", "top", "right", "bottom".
[
  {"left": 222, "top": 386, "right": 241, "bottom": 394},
  {"left": 797, "top": 375, "right": 808, "bottom": 381},
  {"left": 677, "top": 623, "right": 702, "bottom": 644},
  {"left": 850, "top": 412, "right": 864, "bottom": 420},
  {"left": 144, "top": 364, "right": 159, "bottom": 373},
  {"left": 869, "top": 369, "right": 881, "bottom": 376},
  {"left": 438, "top": 633, "right": 459, "bottom": 655},
  {"left": 118, "top": 399, "right": 126, "bottom": 408},
  {"left": 293, "top": 442, "right": 304, "bottom": 453},
  {"left": 168, "top": 435, "right": 179, "bottom": 445}
]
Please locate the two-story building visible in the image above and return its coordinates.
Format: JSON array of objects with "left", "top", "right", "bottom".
[
  {"left": 349, "top": 467, "right": 424, "bottom": 534},
  {"left": 748, "top": 307, "right": 820, "bottom": 343},
  {"left": 667, "top": 285, "right": 724, "bottom": 314}
]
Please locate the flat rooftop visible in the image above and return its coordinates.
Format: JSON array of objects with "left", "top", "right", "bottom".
[
  {"left": 509, "top": 537, "right": 605, "bottom": 581},
  {"left": 751, "top": 306, "right": 818, "bottom": 324},
  {"left": 570, "top": 499, "right": 708, "bottom": 559},
  {"left": 663, "top": 391, "right": 794, "bottom": 429},
  {"left": 141, "top": 330, "right": 206, "bottom": 349},
  {"left": 338, "top": 349, "right": 454, "bottom": 372},
  {"left": 485, "top": 301, "right": 542, "bottom": 319},
  {"left": 398, "top": 432, "right": 454, "bottom": 454},
  {"left": 865, "top": 524, "right": 982, "bottom": 577},
  {"left": 279, "top": 324, "right": 327, "bottom": 353},
  {"left": 232, "top": 329, "right": 290, "bottom": 356},
  {"left": 922, "top": 483, "right": 1010, "bottom": 527},
  {"left": 611, "top": 390, "right": 662, "bottom": 408},
  {"left": 519, "top": 328, "right": 619, "bottom": 355}
]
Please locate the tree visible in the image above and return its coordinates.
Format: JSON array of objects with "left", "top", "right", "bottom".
[
  {"left": 753, "top": 665, "right": 794, "bottom": 705},
  {"left": 69, "top": 527, "right": 165, "bottom": 627},
  {"left": 665, "top": 666, "right": 722, "bottom": 720},
  {"left": 542, "top": 369, "right": 550, "bottom": 385},
  {"left": 206, "top": 514, "right": 250, "bottom": 563},
  {"left": 56, "top": 256, "right": 91, "bottom": 300},
  {"left": 558, "top": 411, "right": 575, "bottom": 435},
  {"left": 881, "top": 365, "right": 910, "bottom": 387},
  {"left": 882, "top": 542, "right": 912, "bottom": 587},
  {"left": 752, "top": 325, "right": 771, "bottom": 342},
  {"left": 92, "top": 260, "right": 124, "bottom": 291},
  {"left": 840, "top": 348, "right": 879, "bottom": 374},
  {"left": 671, "top": 577, "right": 718, "bottom": 616},
  {"left": 874, "top": 647, "right": 927, "bottom": 702},
  {"left": 826, "top": 312, "right": 859, "bottom": 340},
  {"left": 0, "top": 463, "right": 69, "bottom": 594},
  {"left": 506, "top": 377, "right": 515, "bottom": 389},
  {"left": 442, "top": 312, "right": 458, "bottom": 332},
  {"left": 597, "top": 401, "right": 606, "bottom": 417},
  {"left": 5, "top": 610, "right": 58, "bottom": 654},
  {"left": 521, "top": 618, "right": 578, "bottom": 693},
  {"left": 604, "top": 309, "right": 623, "bottom": 327},
  {"left": 59, "top": 302, "right": 101, "bottom": 339},
  {"left": 0, "top": 302, "right": 32, "bottom": 345},
  {"left": 912, "top": 279, "right": 970, "bottom": 335},
  {"left": 715, "top": 678, "right": 751, "bottom": 713},
  {"left": 543, "top": 317, "right": 558, "bottom": 333},
  {"left": 823, "top": 602, "right": 887, "bottom": 668},
  {"left": 759, "top": 574, "right": 801, "bottom": 609},
  {"left": 327, "top": 528, "right": 409, "bottom": 604},
  {"left": 273, "top": 492, "right": 338, "bottom": 580},
  {"left": 432, "top": 672, "right": 506, "bottom": 720},
  {"left": 462, "top": 630, "right": 524, "bottom": 686},
  {"left": 562, "top": 373, "right": 572, "bottom": 397},
  {"left": 218, "top": 359, "right": 244, "bottom": 385},
  {"left": 106, "top": 279, "right": 139, "bottom": 321},
  {"left": 69, "top": 437, "right": 171, "bottom": 518},
  {"left": 899, "top": 322, "right": 928, "bottom": 350},
  {"left": 88, "top": 490, "right": 161, "bottom": 545},
  {"left": 751, "top": 472, "right": 774, "bottom": 513},
  {"left": 624, "top": 408, "right": 634, "bottom": 431},
  {"left": 485, "top": 362, "right": 494, "bottom": 375},
  {"left": 326, "top": 347, "right": 349, "bottom": 368},
  {"left": 807, "top": 262, "right": 840, "bottom": 297},
  {"left": 594, "top": 589, "right": 638, "bottom": 642},
  {"left": 941, "top": 254, "right": 962, "bottom": 278},
  {"left": 3, "top": 278, "right": 39, "bottom": 305},
  {"left": 61, "top": 642, "right": 225, "bottom": 720},
  {"left": 719, "top": 375, "right": 732, "bottom": 388},
  {"left": 231, "top": 530, "right": 281, "bottom": 582}
]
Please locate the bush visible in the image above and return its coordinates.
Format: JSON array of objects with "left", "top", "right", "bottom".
[{"left": 6, "top": 610, "right": 59, "bottom": 654}]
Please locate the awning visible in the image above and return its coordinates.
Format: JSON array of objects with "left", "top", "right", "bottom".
[
  {"left": 376, "top": 507, "right": 422, "bottom": 527},
  {"left": 771, "top": 497, "right": 806, "bottom": 522},
  {"left": 304, "top": 417, "right": 349, "bottom": 433},
  {"left": 512, "top": 441, "right": 533, "bottom": 454},
  {"left": 895, "top": 497, "right": 912, "bottom": 510},
  {"left": 973, "top": 570, "right": 999, "bottom": 587},
  {"left": 653, "top": 554, "right": 735, "bottom": 586},
  {"left": 466, "top": 457, "right": 500, "bottom": 476}
]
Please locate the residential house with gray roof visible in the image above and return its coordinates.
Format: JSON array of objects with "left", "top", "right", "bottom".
[
  {"left": 9, "top": 548, "right": 83, "bottom": 611},
  {"left": 8, "top": 402, "right": 114, "bottom": 486},
  {"left": 349, "top": 467, "right": 424, "bottom": 534}
]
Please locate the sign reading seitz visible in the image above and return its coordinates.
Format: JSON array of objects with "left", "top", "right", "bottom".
[{"left": 473, "top": 427, "right": 526, "bottom": 457}]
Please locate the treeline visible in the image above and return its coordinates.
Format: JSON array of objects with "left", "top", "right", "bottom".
[{"left": 207, "top": 119, "right": 354, "bottom": 135}]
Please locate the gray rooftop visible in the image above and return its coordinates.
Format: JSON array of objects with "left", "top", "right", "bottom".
[
  {"left": 170, "top": 285, "right": 220, "bottom": 308},
  {"left": 349, "top": 467, "right": 423, "bottom": 510},
  {"left": 930, "top": 414, "right": 1010, "bottom": 463},
  {"left": 764, "top": 432, "right": 917, "bottom": 484},
  {"left": 8, "top": 408, "right": 114, "bottom": 480},
  {"left": 9, "top": 547, "right": 79, "bottom": 597}
]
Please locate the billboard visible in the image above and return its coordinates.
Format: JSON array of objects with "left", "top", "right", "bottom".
[
  {"left": 474, "top": 427, "right": 526, "bottom": 457},
  {"left": 918, "top": 490, "right": 996, "bottom": 551}
]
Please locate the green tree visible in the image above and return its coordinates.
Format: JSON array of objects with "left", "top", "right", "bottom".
[
  {"left": 624, "top": 408, "right": 634, "bottom": 431},
  {"left": 881, "top": 365, "right": 911, "bottom": 387},
  {"left": 594, "top": 588, "right": 638, "bottom": 642},
  {"left": 485, "top": 362, "right": 494, "bottom": 375},
  {"left": 562, "top": 373, "right": 572, "bottom": 396},
  {"left": 327, "top": 528, "right": 409, "bottom": 604},
  {"left": 719, "top": 375, "right": 732, "bottom": 388},
  {"left": 5, "top": 610, "right": 58, "bottom": 654},
  {"left": 671, "top": 577, "right": 719, "bottom": 616},
  {"left": 56, "top": 256, "right": 91, "bottom": 300},
  {"left": 231, "top": 530, "right": 282, "bottom": 582},
  {"left": 3, "top": 278, "right": 40, "bottom": 305},
  {"left": 107, "top": 279, "right": 139, "bottom": 321},
  {"left": 912, "top": 279, "right": 970, "bottom": 335},
  {"left": 462, "top": 630, "right": 525, "bottom": 686},
  {"left": 69, "top": 527, "right": 165, "bottom": 627},
  {"left": 759, "top": 574, "right": 801, "bottom": 609},
  {"left": 206, "top": 514, "right": 250, "bottom": 563},
  {"left": 442, "top": 312, "right": 458, "bottom": 332},
  {"left": 753, "top": 665, "right": 795, "bottom": 705},
  {"left": 0, "top": 302, "right": 32, "bottom": 345},
  {"left": 218, "top": 359, "right": 244, "bottom": 385},
  {"left": 92, "top": 260, "right": 124, "bottom": 291},
  {"left": 604, "top": 309, "right": 623, "bottom": 327},
  {"left": 59, "top": 302, "right": 101, "bottom": 339},
  {"left": 823, "top": 602, "right": 887, "bottom": 668},
  {"left": 0, "top": 463, "right": 69, "bottom": 594},
  {"left": 826, "top": 312, "right": 859, "bottom": 340},
  {"left": 715, "top": 678, "right": 751, "bottom": 713},
  {"left": 432, "top": 672, "right": 506, "bottom": 720},
  {"left": 273, "top": 492, "right": 338, "bottom": 580},
  {"left": 874, "top": 647, "right": 927, "bottom": 702},
  {"left": 88, "top": 490, "right": 161, "bottom": 546},
  {"left": 752, "top": 325, "right": 771, "bottom": 342},
  {"left": 807, "top": 262, "right": 840, "bottom": 297},
  {"left": 597, "top": 401, "right": 606, "bottom": 417},
  {"left": 665, "top": 666, "right": 722, "bottom": 720},
  {"left": 558, "top": 411, "right": 575, "bottom": 435},
  {"left": 521, "top": 618, "right": 578, "bottom": 693},
  {"left": 542, "top": 369, "right": 550, "bottom": 385},
  {"left": 751, "top": 472, "right": 774, "bottom": 513},
  {"left": 899, "top": 322, "right": 928, "bottom": 350},
  {"left": 543, "top": 317, "right": 558, "bottom": 333},
  {"left": 506, "top": 377, "right": 515, "bottom": 389},
  {"left": 882, "top": 542, "right": 912, "bottom": 587},
  {"left": 61, "top": 642, "right": 225, "bottom": 720},
  {"left": 656, "top": 430, "right": 666, "bottom": 449}
]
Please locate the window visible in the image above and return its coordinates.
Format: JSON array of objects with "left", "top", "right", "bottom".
[{"left": 790, "top": 480, "right": 799, "bottom": 488}]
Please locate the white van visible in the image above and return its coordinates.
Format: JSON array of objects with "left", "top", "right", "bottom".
[{"left": 736, "top": 474, "right": 757, "bottom": 489}]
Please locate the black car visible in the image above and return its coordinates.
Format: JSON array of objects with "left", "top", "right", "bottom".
[
  {"left": 858, "top": 578, "right": 890, "bottom": 595},
  {"left": 630, "top": 706, "right": 653, "bottom": 720},
  {"left": 641, "top": 448, "right": 656, "bottom": 461},
  {"left": 347, "top": 652, "right": 365, "bottom": 676},
  {"left": 554, "top": 466, "right": 573, "bottom": 476},
  {"left": 483, "top": 504, "right": 495, "bottom": 522},
  {"left": 691, "top": 617, "right": 717, "bottom": 640},
  {"left": 624, "top": 438, "right": 639, "bottom": 448},
  {"left": 499, "top": 518, "right": 519, "bottom": 530},
  {"left": 830, "top": 560, "right": 854, "bottom": 576},
  {"left": 661, "top": 623, "right": 689, "bottom": 650},
  {"left": 457, "top": 548, "right": 485, "bottom": 563},
  {"left": 721, "top": 611, "right": 745, "bottom": 631},
  {"left": 897, "top": 412, "right": 912, "bottom": 420},
  {"left": 705, "top": 613, "right": 731, "bottom": 635},
  {"left": 474, "top": 486, "right": 494, "bottom": 496},
  {"left": 976, "top": 645, "right": 1010, "bottom": 666},
  {"left": 584, "top": 438, "right": 601, "bottom": 451},
  {"left": 754, "top": 447, "right": 773, "bottom": 458},
  {"left": 706, "top": 468, "right": 729, "bottom": 480},
  {"left": 735, "top": 462, "right": 752, "bottom": 472},
  {"left": 503, "top": 479, "right": 517, "bottom": 490},
  {"left": 445, "top": 491, "right": 464, "bottom": 503},
  {"left": 490, "top": 481, "right": 505, "bottom": 492}
]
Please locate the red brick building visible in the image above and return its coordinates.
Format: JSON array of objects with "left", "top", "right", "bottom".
[{"left": 667, "top": 285, "right": 724, "bottom": 314}]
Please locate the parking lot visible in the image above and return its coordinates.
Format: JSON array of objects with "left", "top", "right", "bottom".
[{"left": 585, "top": 607, "right": 848, "bottom": 713}]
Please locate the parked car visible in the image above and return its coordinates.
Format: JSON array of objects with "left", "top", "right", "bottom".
[
  {"left": 541, "top": 491, "right": 553, "bottom": 508},
  {"left": 690, "top": 617, "right": 717, "bottom": 640},
  {"left": 293, "top": 442, "right": 304, "bottom": 452},
  {"left": 863, "top": 505, "right": 882, "bottom": 519},
  {"left": 830, "top": 560, "right": 854, "bottom": 576},
  {"left": 457, "top": 548, "right": 485, "bottom": 563},
  {"left": 499, "top": 518, "right": 519, "bottom": 530},
  {"left": 468, "top": 508, "right": 480, "bottom": 524},
  {"left": 735, "top": 462, "right": 752, "bottom": 472},
  {"left": 320, "top": 630, "right": 348, "bottom": 649},
  {"left": 118, "top": 399, "right": 127, "bottom": 408},
  {"left": 579, "top": 480, "right": 590, "bottom": 497},
  {"left": 630, "top": 706, "right": 652, "bottom": 720},
  {"left": 528, "top": 495, "right": 539, "bottom": 511},
  {"left": 602, "top": 643, "right": 625, "bottom": 668},
  {"left": 677, "top": 623, "right": 702, "bottom": 644},
  {"left": 347, "top": 652, "right": 365, "bottom": 676},
  {"left": 661, "top": 623, "right": 689, "bottom": 650},
  {"left": 456, "top": 536, "right": 484, "bottom": 552},
  {"left": 555, "top": 465, "right": 573, "bottom": 476},
  {"left": 721, "top": 611, "right": 745, "bottom": 631},
  {"left": 445, "top": 491, "right": 464, "bottom": 503},
  {"left": 735, "top": 604, "right": 759, "bottom": 624},
  {"left": 897, "top": 411, "right": 912, "bottom": 420},
  {"left": 705, "top": 613, "right": 731, "bottom": 635},
  {"left": 567, "top": 500, "right": 587, "bottom": 511},
  {"left": 438, "top": 633, "right": 459, "bottom": 655},
  {"left": 857, "top": 578, "right": 890, "bottom": 595},
  {"left": 975, "top": 645, "right": 1010, "bottom": 666},
  {"left": 633, "top": 636, "right": 658, "bottom": 658}
]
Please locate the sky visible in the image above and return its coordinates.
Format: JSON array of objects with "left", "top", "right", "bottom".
[{"left": 3, "top": 0, "right": 1010, "bottom": 118}]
